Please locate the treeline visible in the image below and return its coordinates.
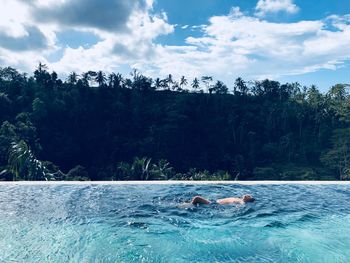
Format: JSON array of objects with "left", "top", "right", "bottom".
[{"left": 0, "top": 64, "right": 349, "bottom": 181}]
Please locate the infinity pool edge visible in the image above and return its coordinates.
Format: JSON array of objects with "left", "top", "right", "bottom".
[{"left": 0, "top": 180, "right": 349, "bottom": 185}]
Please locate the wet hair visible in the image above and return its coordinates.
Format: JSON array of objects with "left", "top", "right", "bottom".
[{"left": 243, "top": 195, "right": 255, "bottom": 202}]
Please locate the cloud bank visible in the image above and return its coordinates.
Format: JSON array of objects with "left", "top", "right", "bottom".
[{"left": 0, "top": 0, "right": 350, "bottom": 87}]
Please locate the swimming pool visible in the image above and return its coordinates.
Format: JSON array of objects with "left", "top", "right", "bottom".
[{"left": 0, "top": 183, "right": 349, "bottom": 262}]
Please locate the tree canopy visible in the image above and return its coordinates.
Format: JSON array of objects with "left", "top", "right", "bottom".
[{"left": 0, "top": 65, "right": 349, "bottom": 181}]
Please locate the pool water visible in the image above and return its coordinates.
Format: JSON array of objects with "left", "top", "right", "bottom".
[{"left": 0, "top": 184, "right": 350, "bottom": 262}]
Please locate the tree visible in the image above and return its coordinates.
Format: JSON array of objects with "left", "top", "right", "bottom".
[
  {"left": 95, "top": 71, "right": 107, "bottom": 87},
  {"left": 253, "top": 80, "right": 282, "bottom": 98},
  {"left": 37, "top": 62, "right": 48, "bottom": 73},
  {"left": 123, "top": 78, "right": 132, "bottom": 89},
  {"left": 0, "top": 67, "right": 22, "bottom": 82},
  {"left": 234, "top": 77, "right": 248, "bottom": 95},
  {"left": 108, "top": 73, "right": 115, "bottom": 88},
  {"left": 34, "top": 63, "right": 50, "bottom": 84},
  {"left": 131, "top": 71, "right": 153, "bottom": 92},
  {"left": 321, "top": 128, "right": 350, "bottom": 180},
  {"left": 150, "top": 159, "right": 173, "bottom": 180},
  {"left": 66, "top": 165, "right": 90, "bottom": 181},
  {"left": 212, "top": 80, "right": 228, "bottom": 94},
  {"left": 0, "top": 65, "right": 347, "bottom": 181},
  {"left": 67, "top": 72, "right": 78, "bottom": 84},
  {"left": 327, "top": 84, "right": 350, "bottom": 123},
  {"left": 81, "top": 72, "right": 91, "bottom": 86},
  {"left": 328, "top": 84, "right": 349, "bottom": 100},
  {"left": 8, "top": 140, "right": 49, "bottom": 181},
  {"left": 0, "top": 121, "right": 18, "bottom": 167},
  {"left": 201, "top": 76, "right": 213, "bottom": 93},
  {"left": 133, "top": 157, "right": 152, "bottom": 180},
  {"left": 191, "top": 78, "right": 200, "bottom": 91},
  {"left": 172, "top": 81, "right": 180, "bottom": 91},
  {"left": 32, "top": 98, "right": 47, "bottom": 120},
  {"left": 154, "top": 78, "right": 162, "bottom": 90},
  {"left": 165, "top": 74, "right": 173, "bottom": 90},
  {"left": 117, "top": 157, "right": 152, "bottom": 180},
  {"left": 51, "top": 71, "right": 58, "bottom": 82},
  {"left": 81, "top": 71, "right": 97, "bottom": 86},
  {"left": 0, "top": 93, "right": 12, "bottom": 121},
  {"left": 180, "top": 76, "right": 188, "bottom": 90},
  {"left": 108, "top": 73, "right": 122, "bottom": 89}
]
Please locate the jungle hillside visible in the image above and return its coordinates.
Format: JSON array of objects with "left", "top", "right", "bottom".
[{"left": 0, "top": 65, "right": 349, "bottom": 181}]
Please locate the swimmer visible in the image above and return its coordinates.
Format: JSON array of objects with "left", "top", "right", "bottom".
[{"left": 191, "top": 194, "right": 255, "bottom": 205}]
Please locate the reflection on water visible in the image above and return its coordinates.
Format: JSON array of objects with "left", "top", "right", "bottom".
[{"left": 0, "top": 184, "right": 350, "bottom": 262}]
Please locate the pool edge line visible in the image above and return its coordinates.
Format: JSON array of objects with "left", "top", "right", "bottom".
[{"left": 0, "top": 181, "right": 349, "bottom": 185}]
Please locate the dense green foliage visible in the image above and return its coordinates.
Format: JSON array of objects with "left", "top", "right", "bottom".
[{"left": 0, "top": 65, "right": 349, "bottom": 180}]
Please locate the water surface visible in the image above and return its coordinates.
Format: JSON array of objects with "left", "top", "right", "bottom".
[{"left": 0, "top": 183, "right": 349, "bottom": 262}]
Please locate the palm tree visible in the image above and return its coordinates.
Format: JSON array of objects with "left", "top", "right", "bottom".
[
  {"left": 117, "top": 157, "right": 153, "bottom": 180},
  {"left": 81, "top": 72, "right": 91, "bottom": 86},
  {"left": 108, "top": 73, "right": 123, "bottom": 88},
  {"left": 117, "top": 162, "right": 133, "bottom": 180},
  {"left": 191, "top": 78, "right": 200, "bottom": 92},
  {"left": 8, "top": 140, "right": 48, "bottom": 181},
  {"left": 108, "top": 73, "right": 115, "bottom": 88},
  {"left": 95, "top": 71, "right": 106, "bottom": 87},
  {"left": 180, "top": 76, "right": 188, "bottom": 90},
  {"left": 123, "top": 78, "right": 133, "bottom": 89},
  {"left": 165, "top": 74, "right": 173, "bottom": 90},
  {"left": 151, "top": 159, "right": 173, "bottom": 180},
  {"left": 328, "top": 84, "right": 350, "bottom": 100},
  {"left": 132, "top": 157, "right": 152, "bottom": 180},
  {"left": 113, "top": 73, "right": 123, "bottom": 88}
]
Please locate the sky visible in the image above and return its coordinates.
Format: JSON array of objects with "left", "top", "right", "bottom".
[{"left": 0, "top": 0, "right": 350, "bottom": 91}]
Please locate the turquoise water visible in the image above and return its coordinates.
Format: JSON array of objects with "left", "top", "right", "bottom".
[{"left": 0, "top": 184, "right": 350, "bottom": 262}]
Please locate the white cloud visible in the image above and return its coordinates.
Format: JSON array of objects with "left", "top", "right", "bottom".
[
  {"left": 255, "top": 0, "right": 299, "bottom": 16},
  {"left": 0, "top": 0, "right": 173, "bottom": 75},
  {"left": 0, "top": 0, "right": 30, "bottom": 37},
  {"left": 1, "top": 1, "right": 350, "bottom": 89},
  {"left": 134, "top": 8, "right": 350, "bottom": 85},
  {"left": 50, "top": 5, "right": 174, "bottom": 74}
]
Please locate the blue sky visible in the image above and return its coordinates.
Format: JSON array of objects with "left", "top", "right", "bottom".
[
  {"left": 152, "top": 0, "right": 350, "bottom": 90},
  {"left": 0, "top": 0, "right": 350, "bottom": 91}
]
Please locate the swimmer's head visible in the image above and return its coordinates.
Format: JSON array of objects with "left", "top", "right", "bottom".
[{"left": 242, "top": 195, "right": 255, "bottom": 203}]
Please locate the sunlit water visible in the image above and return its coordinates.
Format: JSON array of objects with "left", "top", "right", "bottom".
[{"left": 1, "top": 184, "right": 350, "bottom": 262}]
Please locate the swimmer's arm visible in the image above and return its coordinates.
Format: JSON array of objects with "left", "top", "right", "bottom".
[
  {"left": 216, "top": 197, "right": 243, "bottom": 205},
  {"left": 191, "top": 196, "right": 211, "bottom": 205}
]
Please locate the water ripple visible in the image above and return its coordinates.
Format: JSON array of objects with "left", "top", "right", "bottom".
[{"left": 1, "top": 184, "right": 350, "bottom": 262}]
